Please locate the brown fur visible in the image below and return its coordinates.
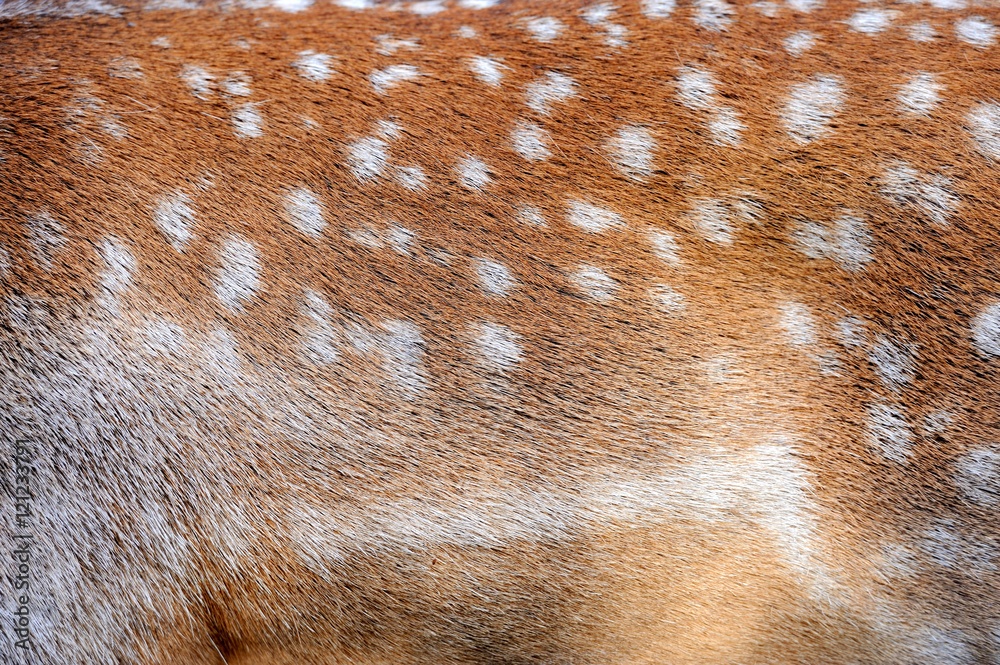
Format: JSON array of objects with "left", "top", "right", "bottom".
[{"left": 1, "top": 0, "right": 1000, "bottom": 663}]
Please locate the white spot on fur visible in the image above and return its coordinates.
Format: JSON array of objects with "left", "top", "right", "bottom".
[
  {"left": 786, "top": 0, "right": 821, "bottom": 11},
  {"left": 868, "top": 335, "right": 916, "bottom": 389},
  {"left": 222, "top": 72, "right": 251, "bottom": 97},
  {"left": 518, "top": 205, "right": 548, "bottom": 227},
  {"left": 154, "top": 193, "right": 195, "bottom": 250},
  {"left": 109, "top": 56, "right": 142, "bottom": 79},
  {"left": 525, "top": 71, "right": 577, "bottom": 115},
  {"left": 835, "top": 315, "right": 868, "bottom": 348},
  {"left": 457, "top": 25, "right": 477, "bottom": 38},
  {"left": 740, "top": 439, "right": 825, "bottom": 579},
  {"left": 956, "top": 16, "right": 996, "bottom": 47},
  {"left": 572, "top": 265, "right": 618, "bottom": 302},
  {"left": 588, "top": 438, "right": 829, "bottom": 587},
  {"left": 908, "top": 21, "right": 936, "bottom": 42},
  {"left": 919, "top": 519, "right": 997, "bottom": 574},
  {"left": 294, "top": 50, "right": 333, "bottom": 82},
  {"left": 375, "top": 120, "right": 401, "bottom": 140},
  {"left": 898, "top": 73, "right": 942, "bottom": 115},
  {"left": 97, "top": 236, "right": 135, "bottom": 294},
  {"left": 567, "top": 200, "right": 623, "bottom": 233},
  {"left": 468, "top": 56, "right": 506, "bottom": 86},
  {"left": 649, "top": 231, "right": 681, "bottom": 266},
  {"left": 784, "top": 31, "right": 816, "bottom": 56},
  {"left": 792, "top": 212, "right": 873, "bottom": 271},
  {"left": 370, "top": 64, "right": 420, "bottom": 94},
  {"left": 967, "top": 103, "right": 1000, "bottom": 160},
  {"left": 652, "top": 283, "right": 686, "bottom": 313},
  {"left": 642, "top": 0, "right": 675, "bottom": 18},
  {"left": 233, "top": 103, "right": 263, "bottom": 138},
  {"left": 693, "top": 0, "right": 734, "bottom": 30},
  {"left": 348, "top": 136, "right": 389, "bottom": 180},
  {"left": 582, "top": 2, "right": 614, "bottom": 24},
  {"left": 867, "top": 402, "right": 913, "bottom": 464},
  {"left": 456, "top": 155, "right": 491, "bottom": 190},
  {"left": 375, "top": 35, "right": 420, "bottom": 56},
  {"left": 335, "top": 0, "right": 374, "bottom": 8},
  {"left": 649, "top": 230, "right": 681, "bottom": 265},
  {"left": 778, "top": 302, "right": 817, "bottom": 348},
  {"left": 301, "top": 289, "right": 339, "bottom": 363},
  {"left": 614, "top": 14, "right": 645, "bottom": 43},
  {"left": 954, "top": 445, "right": 1000, "bottom": 507},
  {"left": 511, "top": 122, "right": 551, "bottom": 161},
  {"left": 458, "top": 0, "right": 498, "bottom": 7},
  {"left": 180, "top": 65, "right": 214, "bottom": 99},
  {"left": 380, "top": 319, "right": 426, "bottom": 397},
  {"left": 707, "top": 106, "right": 745, "bottom": 146},
  {"left": 425, "top": 247, "right": 452, "bottom": 267},
  {"left": 387, "top": 224, "right": 415, "bottom": 255},
  {"left": 688, "top": 198, "right": 734, "bottom": 244},
  {"left": 349, "top": 224, "right": 384, "bottom": 249},
  {"left": 524, "top": 16, "right": 564, "bottom": 42},
  {"left": 473, "top": 321, "right": 522, "bottom": 369},
  {"left": 216, "top": 236, "right": 261, "bottom": 313},
  {"left": 28, "top": 212, "right": 65, "bottom": 271},
  {"left": 606, "top": 126, "right": 655, "bottom": 179},
  {"left": 676, "top": 66, "right": 718, "bottom": 111},
  {"left": 98, "top": 116, "right": 126, "bottom": 142},
  {"left": 675, "top": 67, "right": 743, "bottom": 144},
  {"left": 847, "top": 8, "right": 896, "bottom": 34},
  {"left": 582, "top": 3, "right": 628, "bottom": 47},
  {"left": 66, "top": 84, "right": 126, "bottom": 143},
  {"left": 141, "top": 316, "right": 186, "bottom": 356},
  {"left": 474, "top": 257, "right": 516, "bottom": 296},
  {"left": 285, "top": 188, "right": 325, "bottom": 237},
  {"left": 782, "top": 75, "right": 845, "bottom": 144},
  {"left": 408, "top": 0, "right": 444, "bottom": 15},
  {"left": 271, "top": 0, "right": 312, "bottom": 10},
  {"left": 923, "top": 410, "right": 954, "bottom": 436},
  {"left": 750, "top": 1, "right": 778, "bottom": 16},
  {"left": 880, "top": 161, "right": 958, "bottom": 226},
  {"left": 703, "top": 352, "right": 737, "bottom": 383},
  {"left": 972, "top": 302, "right": 1000, "bottom": 357},
  {"left": 396, "top": 165, "right": 428, "bottom": 190}
]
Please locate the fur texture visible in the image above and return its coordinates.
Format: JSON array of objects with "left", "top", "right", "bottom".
[{"left": 2, "top": 0, "right": 1000, "bottom": 663}]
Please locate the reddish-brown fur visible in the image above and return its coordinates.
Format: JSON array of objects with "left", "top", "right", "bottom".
[{"left": 2, "top": 1, "right": 1000, "bottom": 663}]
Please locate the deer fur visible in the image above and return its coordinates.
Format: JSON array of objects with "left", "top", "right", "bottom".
[{"left": 2, "top": 0, "right": 1000, "bottom": 663}]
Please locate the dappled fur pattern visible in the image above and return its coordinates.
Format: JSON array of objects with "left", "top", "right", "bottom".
[{"left": 2, "top": 0, "right": 1000, "bottom": 663}]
